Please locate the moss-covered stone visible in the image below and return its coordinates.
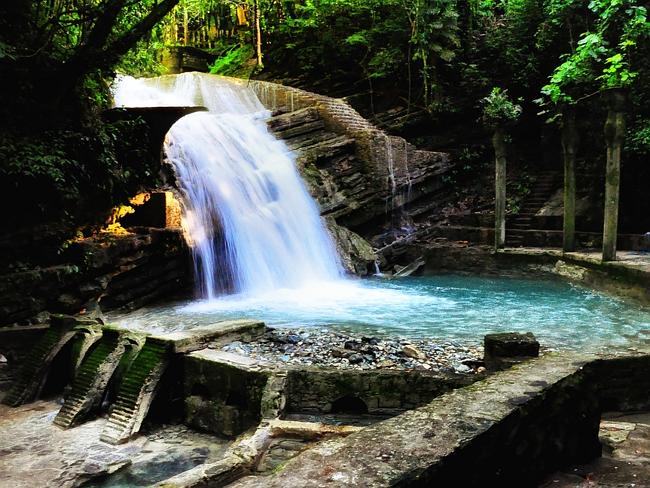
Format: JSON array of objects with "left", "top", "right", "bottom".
[{"left": 183, "top": 351, "right": 271, "bottom": 437}]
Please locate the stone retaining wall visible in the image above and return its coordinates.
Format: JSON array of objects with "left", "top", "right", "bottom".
[
  {"left": 231, "top": 350, "right": 650, "bottom": 488},
  {"left": 285, "top": 368, "right": 475, "bottom": 416},
  {"left": 433, "top": 222, "right": 646, "bottom": 251},
  {"left": 180, "top": 352, "right": 476, "bottom": 437},
  {"left": 385, "top": 242, "right": 650, "bottom": 305},
  {"left": 183, "top": 353, "right": 271, "bottom": 437},
  {"left": 0, "top": 228, "right": 192, "bottom": 328}
]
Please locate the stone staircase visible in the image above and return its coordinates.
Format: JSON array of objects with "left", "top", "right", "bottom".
[
  {"left": 250, "top": 80, "right": 379, "bottom": 136},
  {"left": 267, "top": 107, "right": 378, "bottom": 225},
  {"left": 265, "top": 102, "right": 451, "bottom": 234},
  {"left": 100, "top": 337, "right": 171, "bottom": 444},
  {"left": 508, "top": 171, "right": 561, "bottom": 247},
  {"left": 2, "top": 316, "right": 80, "bottom": 406},
  {"left": 53, "top": 330, "right": 134, "bottom": 429},
  {"left": 249, "top": 78, "right": 448, "bottom": 189}
]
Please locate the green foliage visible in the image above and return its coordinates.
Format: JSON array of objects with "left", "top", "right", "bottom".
[
  {"left": 0, "top": 40, "right": 15, "bottom": 60},
  {"left": 402, "top": 0, "right": 459, "bottom": 107},
  {"left": 540, "top": 0, "right": 649, "bottom": 104},
  {"left": 209, "top": 44, "right": 255, "bottom": 76},
  {"left": 442, "top": 144, "right": 490, "bottom": 191},
  {"left": 506, "top": 174, "right": 533, "bottom": 214},
  {"left": 625, "top": 116, "right": 650, "bottom": 156},
  {"left": 481, "top": 88, "right": 522, "bottom": 128},
  {"left": 117, "top": 39, "right": 167, "bottom": 77},
  {"left": 258, "top": 0, "right": 460, "bottom": 109},
  {"left": 0, "top": 118, "right": 160, "bottom": 232},
  {"left": 483, "top": 0, "right": 545, "bottom": 91}
]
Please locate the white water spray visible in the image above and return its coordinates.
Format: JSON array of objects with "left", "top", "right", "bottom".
[{"left": 113, "top": 73, "right": 343, "bottom": 299}]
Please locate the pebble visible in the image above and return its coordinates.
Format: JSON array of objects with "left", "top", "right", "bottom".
[
  {"left": 221, "top": 327, "right": 483, "bottom": 374},
  {"left": 402, "top": 344, "right": 426, "bottom": 360}
]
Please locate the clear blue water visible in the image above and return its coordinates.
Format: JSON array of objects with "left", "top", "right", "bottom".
[{"left": 109, "top": 274, "right": 650, "bottom": 350}]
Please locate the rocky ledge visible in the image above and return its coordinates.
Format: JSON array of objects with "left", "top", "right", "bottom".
[{"left": 221, "top": 327, "right": 484, "bottom": 374}]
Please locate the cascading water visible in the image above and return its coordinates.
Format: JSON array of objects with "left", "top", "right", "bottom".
[
  {"left": 109, "top": 74, "right": 650, "bottom": 352},
  {"left": 113, "top": 73, "right": 343, "bottom": 299}
]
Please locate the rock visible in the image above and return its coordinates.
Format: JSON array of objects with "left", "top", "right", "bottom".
[
  {"left": 599, "top": 421, "right": 635, "bottom": 449},
  {"left": 344, "top": 340, "right": 360, "bottom": 351},
  {"left": 216, "top": 326, "right": 482, "bottom": 373},
  {"left": 378, "top": 360, "right": 395, "bottom": 368},
  {"left": 348, "top": 353, "right": 364, "bottom": 364},
  {"left": 454, "top": 364, "right": 472, "bottom": 374},
  {"left": 286, "top": 334, "right": 301, "bottom": 345},
  {"left": 484, "top": 332, "right": 540, "bottom": 371},
  {"left": 325, "top": 218, "right": 377, "bottom": 276},
  {"left": 402, "top": 344, "right": 426, "bottom": 360},
  {"left": 362, "top": 337, "right": 380, "bottom": 345},
  {"left": 331, "top": 348, "right": 351, "bottom": 359}
]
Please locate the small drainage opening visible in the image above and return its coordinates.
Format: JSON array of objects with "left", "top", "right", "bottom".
[{"left": 330, "top": 395, "right": 368, "bottom": 415}]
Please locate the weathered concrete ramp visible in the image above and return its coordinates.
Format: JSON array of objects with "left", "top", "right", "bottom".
[
  {"left": 229, "top": 353, "right": 602, "bottom": 488},
  {"left": 2, "top": 316, "right": 82, "bottom": 406}
]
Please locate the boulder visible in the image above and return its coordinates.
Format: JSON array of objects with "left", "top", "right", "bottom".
[
  {"left": 484, "top": 332, "right": 540, "bottom": 370},
  {"left": 325, "top": 218, "right": 376, "bottom": 275}
]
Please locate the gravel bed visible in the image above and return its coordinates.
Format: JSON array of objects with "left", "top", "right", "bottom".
[{"left": 222, "top": 327, "right": 485, "bottom": 374}]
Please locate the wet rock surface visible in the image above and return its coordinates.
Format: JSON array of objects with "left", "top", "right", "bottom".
[
  {"left": 221, "top": 327, "right": 483, "bottom": 374},
  {"left": 0, "top": 228, "right": 192, "bottom": 327},
  {"left": 540, "top": 412, "right": 650, "bottom": 488},
  {"left": 229, "top": 351, "right": 603, "bottom": 488},
  {"left": 0, "top": 401, "right": 138, "bottom": 488},
  {"left": 0, "top": 400, "right": 230, "bottom": 488}
]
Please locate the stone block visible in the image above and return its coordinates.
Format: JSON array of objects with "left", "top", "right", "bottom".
[{"left": 484, "top": 332, "right": 540, "bottom": 370}]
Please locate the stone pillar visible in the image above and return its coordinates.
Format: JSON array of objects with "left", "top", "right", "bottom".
[
  {"left": 493, "top": 127, "right": 507, "bottom": 249},
  {"left": 561, "top": 106, "right": 578, "bottom": 252},
  {"left": 602, "top": 89, "right": 626, "bottom": 261}
]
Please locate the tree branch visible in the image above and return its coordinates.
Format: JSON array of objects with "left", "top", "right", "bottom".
[{"left": 63, "top": 0, "right": 180, "bottom": 78}]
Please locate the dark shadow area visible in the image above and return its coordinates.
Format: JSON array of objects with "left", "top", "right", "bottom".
[{"left": 330, "top": 395, "right": 368, "bottom": 415}]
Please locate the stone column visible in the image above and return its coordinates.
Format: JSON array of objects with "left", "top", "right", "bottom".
[
  {"left": 561, "top": 106, "right": 578, "bottom": 252},
  {"left": 602, "top": 89, "right": 626, "bottom": 261},
  {"left": 493, "top": 127, "right": 507, "bottom": 249}
]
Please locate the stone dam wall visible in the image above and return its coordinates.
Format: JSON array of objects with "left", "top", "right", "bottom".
[{"left": 246, "top": 78, "right": 454, "bottom": 237}]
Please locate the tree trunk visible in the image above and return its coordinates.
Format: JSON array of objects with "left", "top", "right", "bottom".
[
  {"left": 561, "top": 106, "right": 578, "bottom": 252},
  {"left": 493, "top": 127, "right": 507, "bottom": 249},
  {"left": 255, "top": 0, "right": 263, "bottom": 66},
  {"left": 183, "top": 0, "right": 189, "bottom": 46},
  {"left": 602, "top": 89, "right": 626, "bottom": 261}
]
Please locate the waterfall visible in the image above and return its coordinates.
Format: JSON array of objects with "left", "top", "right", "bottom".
[
  {"left": 384, "top": 135, "right": 414, "bottom": 235},
  {"left": 113, "top": 73, "right": 343, "bottom": 299}
]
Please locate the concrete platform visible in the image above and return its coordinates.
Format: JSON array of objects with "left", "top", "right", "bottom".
[
  {"left": 150, "top": 319, "right": 266, "bottom": 353},
  {"left": 106, "top": 319, "right": 266, "bottom": 353},
  {"left": 500, "top": 247, "right": 650, "bottom": 274},
  {"left": 498, "top": 247, "right": 650, "bottom": 305}
]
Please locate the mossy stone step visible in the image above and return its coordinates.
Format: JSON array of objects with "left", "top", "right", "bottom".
[
  {"left": 53, "top": 332, "right": 131, "bottom": 429},
  {"left": 100, "top": 339, "right": 171, "bottom": 444},
  {"left": 2, "top": 319, "right": 80, "bottom": 407}
]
